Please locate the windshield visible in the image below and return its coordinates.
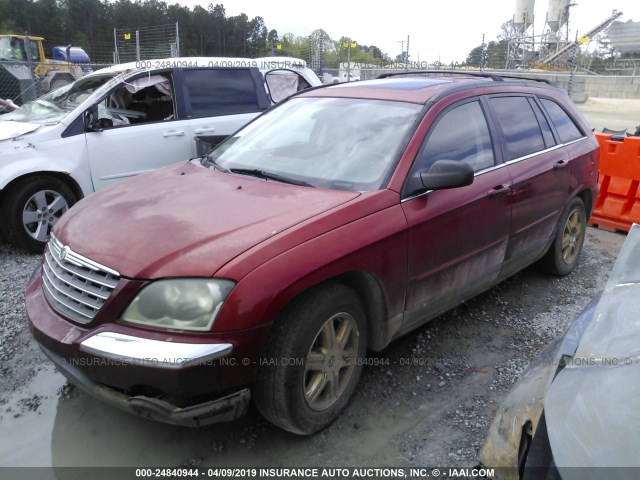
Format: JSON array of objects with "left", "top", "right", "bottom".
[
  {"left": 209, "top": 97, "right": 422, "bottom": 192},
  {"left": 3, "top": 74, "right": 117, "bottom": 124},
  {"left": 0, "top": 37, "right": 38, "bottom": 61}
]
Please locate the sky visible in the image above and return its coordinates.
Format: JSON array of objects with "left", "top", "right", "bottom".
[{"left": 176, "top": 0, "right": 640, "bottom": 63}]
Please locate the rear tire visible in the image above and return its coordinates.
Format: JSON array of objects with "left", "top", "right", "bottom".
[
  {"left": 538, "top": 197, "right": 586, "bottom": 276},
  {"left": 254, "top": 283, "right": 367, "bottom": 435},
  {"left": 1, "top": 177, "right": 77, "bottom": 252}
]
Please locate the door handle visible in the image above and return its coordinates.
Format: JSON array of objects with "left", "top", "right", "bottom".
[
  {"left": 488, "top": 184, "right": 511, "bottom": 197},
  {"left": 194, "top": 127, "right": 216, "bottom": 135},
  {"left": 162, "top": 130, "right": 185, "bottom": 137},
  {"left": 553, "top": 160, "right": 569, "bottom": 169}
]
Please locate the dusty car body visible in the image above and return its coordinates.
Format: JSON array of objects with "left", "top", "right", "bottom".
[
  {"left": 25, "top": 73, "right": 600, "bottom": 434},
  {"left": 480, "top": 224, "right": 640, "bottom": 479}
]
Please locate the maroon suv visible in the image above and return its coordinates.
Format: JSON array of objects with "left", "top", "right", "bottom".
[{"left": 25, "top": 72, "right": 599, "bottom": 434}]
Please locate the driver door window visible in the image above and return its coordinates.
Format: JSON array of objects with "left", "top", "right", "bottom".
[
  {"left": 415, "top": 100, "right": 495, "bottom": 174},
  {"left": 98, "top": 74, "right": 175, "bottom": 127}
]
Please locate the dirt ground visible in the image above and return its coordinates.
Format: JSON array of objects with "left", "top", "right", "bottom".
[
  {"left": 0, "top": 95, "right": 638, "bottom": 475},
  {"left": 576, "top": 97, "right": 640, "bottom": 134}
]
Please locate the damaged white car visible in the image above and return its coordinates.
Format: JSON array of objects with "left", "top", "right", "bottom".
[
  {"left": 480, "top": 224, "right": 640, "bottom": 479},
  {"left": 0, "top": 57, "right": 320, "bottom": 251}
]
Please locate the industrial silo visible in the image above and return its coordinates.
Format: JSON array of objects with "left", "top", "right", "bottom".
[
  {"left": 514, "top": 0, "right": 536, "bottom": 33},
  {"left": 546, "top": 0, "right": 571, "bottom": 33}
]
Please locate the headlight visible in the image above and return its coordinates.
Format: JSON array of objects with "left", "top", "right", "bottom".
[{"left": 121, "top": 279, "right": 235, "bottom": 331}]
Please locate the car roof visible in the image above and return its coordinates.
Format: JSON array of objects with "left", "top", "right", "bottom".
[
  {"left": 300, "top": 74, "right": 558, "bottom": 105},
  {"left": 89, "top": 56, "right": 311, "bottom": 78}
]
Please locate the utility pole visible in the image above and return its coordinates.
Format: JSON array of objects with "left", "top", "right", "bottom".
[
  {"left": 398, "top": 35, "right": 410, "bottom": 65},
  {"left": 347, "top": 37, "right": 351, "bottom": 81},
  {"left": 318, "top": 34, "right": 324, "bottom": 77},
  {"left": 481, "top": 33, "right": 487, "bottom": 71},
  {"left": 406, "top": 35, "right": 410, "bottom": 63}
]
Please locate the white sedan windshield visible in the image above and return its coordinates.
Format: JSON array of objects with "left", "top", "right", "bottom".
[
  {"left": 3, "top": 74, "right": 116, "bottom": 124},
  {"left": 210, "top": 97, "right": 422, "bottom": 192}
]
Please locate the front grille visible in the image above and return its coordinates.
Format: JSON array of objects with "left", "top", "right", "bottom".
[{"left": 42, "top": 235, "right": 120, "bottom": 324}]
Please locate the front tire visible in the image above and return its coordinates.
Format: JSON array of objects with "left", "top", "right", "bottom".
[
  {"left": 1, "top": 177, "right": 76, "bottom": 252},
  {"left": 254, "top": 283, "right": 368, "bottom": 435},
  {"left": 538, "top": 197, "right": 586, "bottom": 276}
]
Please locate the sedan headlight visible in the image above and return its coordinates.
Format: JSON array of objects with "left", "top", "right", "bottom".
[{"left": 121, "top": 279, "right": 235, "bottom": 331}]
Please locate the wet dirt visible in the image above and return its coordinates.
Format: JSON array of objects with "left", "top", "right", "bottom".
[{"left": 0, "top": 227, "right": 626, "bottom": 474}]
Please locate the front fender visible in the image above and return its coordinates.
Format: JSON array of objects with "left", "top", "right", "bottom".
[
  {"left": 213, "top": 202, "right": 409, "bottom": 337},
  {"left": 0, "top": 136, "right": 93, "bottom": 195}
]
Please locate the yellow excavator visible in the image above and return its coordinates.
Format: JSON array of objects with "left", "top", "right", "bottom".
[{"left": 0, "top": 34, "right": 85, "bottom": 105}]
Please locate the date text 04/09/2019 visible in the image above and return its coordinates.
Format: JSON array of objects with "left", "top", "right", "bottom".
[{"left": 135, "top": 467, "right": 496, "bottom": 478}]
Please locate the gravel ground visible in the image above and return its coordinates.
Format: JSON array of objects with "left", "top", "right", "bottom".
[
  {"left": 0, "top": 242, "right": 42, "bottom": 395},
  {"left": 0, "top": 227, "right": 626, "bottom": 470}
]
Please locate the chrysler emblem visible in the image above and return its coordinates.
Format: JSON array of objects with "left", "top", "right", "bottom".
[{"left": 59, "top": 246, "right": 70, "bottom": 261}]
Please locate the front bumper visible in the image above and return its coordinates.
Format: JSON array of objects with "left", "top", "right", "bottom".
[
  {"left": 40, "top": 344, "right": 250, "bottom": 427},
  {"left": 79, "top": 331, "right": 232, "bottom": 369},
  {"left": 26, "top": 273, "right": 269, "bottom": 426}
]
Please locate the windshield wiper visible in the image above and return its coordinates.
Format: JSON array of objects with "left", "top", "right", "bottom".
[
  {"left": 229, "top": 168, "right": 314, "bottom": 187},
  {"left": 200, "top": 156, "right": 229, "bottom": 173}
]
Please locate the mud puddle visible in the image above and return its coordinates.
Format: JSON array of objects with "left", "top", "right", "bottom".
[
  {"left": 0, "top": 365, "right": 65, "bottom": 467},
  {"left": 0, "top": 349, "right": 492, "bottom": 472}
]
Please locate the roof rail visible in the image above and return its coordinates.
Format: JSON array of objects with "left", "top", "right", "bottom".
[
  {"left": 493, "top": 74, "right": 554, "bottom": 85},
  {"left": 375, "top": 70, "right": 556, "bottom": 86},
  {"left": 376, "top": 70, "right": 504, "bottom": 82}
]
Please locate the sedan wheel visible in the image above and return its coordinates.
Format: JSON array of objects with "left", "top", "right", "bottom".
[
  {"left": 254, "top": 283, "right": 367, "bottom": 435},
  {"left": 561, "top": 208, "right": 585, "bottom": 265},
  {"left": 1, "top": 177, "right": 76, "bottom": 252},
  {"left": 304, "top": 312, "right": 360, "bottom": 412},
  {"left": 22, "top": 189, "right": 70, "bottom": 243},
  {"left": 538, "top": 197, "right": 586, "bottom": 276}
]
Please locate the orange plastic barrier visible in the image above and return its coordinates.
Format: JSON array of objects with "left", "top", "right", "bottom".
[{"left": 589, "top": 133, "right": 640, "bottom": 233}]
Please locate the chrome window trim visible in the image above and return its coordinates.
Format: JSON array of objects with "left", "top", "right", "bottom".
[
  {"left": 503, "top": 143, "right": 565, "bottom": 166},
  {"left": 400, "top": 136, "right": 588, "bottom": 204},
  {"left": 561, "top": 136, "right": 588, "bottom": 147},
  {"left": 80, "top": 332, "right": 234, "bottom": 369}
]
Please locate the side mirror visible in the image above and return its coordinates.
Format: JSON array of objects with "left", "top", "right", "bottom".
[
  {"left": 84, "top": 106, "right": 113, "bottom": 132},
  {"left": 419, "top": 160, "right": 474, "bottom": 191}
]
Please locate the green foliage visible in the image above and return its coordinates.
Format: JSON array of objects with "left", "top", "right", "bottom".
[
  {"left": 0, "top": 0, "right": 390, "bottom": 65},
  {"left": 465, "top": 40, "right": 508, "bottom": 69}
]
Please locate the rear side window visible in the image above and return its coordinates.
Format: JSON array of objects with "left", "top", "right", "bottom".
[
  {"left": 489, "top": 96, "right": 545, "bottom": 161},
  {"left": 529, "top": 99, "right": 555, "bottom": 148},
  {"left": 183, "top": 69, "right": 259, "bottom": 118},
  {"left": 416, "top": 100, "right": 495, "bottom": 173},
  {"left": 540, "top": 98, "right": 584, "bottom": 143}
]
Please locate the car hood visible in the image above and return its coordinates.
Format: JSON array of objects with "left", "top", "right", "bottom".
[
  {"left": 544, "top": 224, "right": 640, "bottom": 471},
  {"left": 0, "top": 120, "right": 40, "bottom": 141},
  {"left": 54, "top": 161, "right": 360, "bottom": 279}
]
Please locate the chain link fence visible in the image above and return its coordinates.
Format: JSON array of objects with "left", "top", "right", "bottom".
[
  {"left": 1, "top": 58, "right": 638, "bottom": 114},
  {"left": 114, "top": 23, "right": 179, "bottom": 63},
  {"left": 0, "top": 60, "right": 113, "bottom": 111}
]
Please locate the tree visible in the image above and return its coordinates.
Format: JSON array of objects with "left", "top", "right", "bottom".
[{"left": 0, "top": 0, "right": 391, "bottom": 66}]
